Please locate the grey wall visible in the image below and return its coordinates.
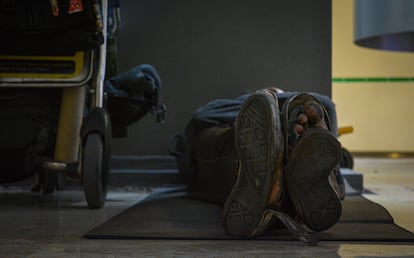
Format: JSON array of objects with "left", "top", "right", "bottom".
[{"left": 111, "top": 0, "right": 332, "bottom": 155}]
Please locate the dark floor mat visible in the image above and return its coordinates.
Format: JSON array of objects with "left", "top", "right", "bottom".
[{"left": 85, "top": 187, "right": 414, "bottom": 242}]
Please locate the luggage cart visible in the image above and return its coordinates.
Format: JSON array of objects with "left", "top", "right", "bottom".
[{"left": 0, "top": 0, "right": 114, "bottom": 208}]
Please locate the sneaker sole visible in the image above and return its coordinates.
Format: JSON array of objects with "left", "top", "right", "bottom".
[
  {"left": 223, "top": 91, "right": 282, "bottom": 237},
  {"left": 285, "top": 130, "right": 342, "bottom": 232}
]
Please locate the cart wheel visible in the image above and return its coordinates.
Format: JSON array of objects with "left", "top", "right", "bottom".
[
  {"left": 340, "top": 147, "right": 354, "bottom": 169},
  {"left": 82, "top": 133, "right": 107, "bottom": 209}
]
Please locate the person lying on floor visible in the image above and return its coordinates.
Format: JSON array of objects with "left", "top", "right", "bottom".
[{"left": 170, "top": 88, "right": 345, "bottom": 245}]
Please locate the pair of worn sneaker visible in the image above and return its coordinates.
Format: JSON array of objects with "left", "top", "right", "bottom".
[{"left": 222, "top": 89, "right": 343, "bottom": 245}]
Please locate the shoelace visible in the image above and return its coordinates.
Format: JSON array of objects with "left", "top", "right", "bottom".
[{"left": 263, "top": 209, "right": 318, "bottom": 246}]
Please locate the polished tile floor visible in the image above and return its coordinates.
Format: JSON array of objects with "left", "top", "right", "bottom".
[{"left": 0, "top": 157, "right": 413, "bottom": 257}]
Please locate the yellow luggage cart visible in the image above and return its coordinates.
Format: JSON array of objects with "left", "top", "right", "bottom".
[{"left": 0, "top": 0, "right": 114, "bottom": 208}]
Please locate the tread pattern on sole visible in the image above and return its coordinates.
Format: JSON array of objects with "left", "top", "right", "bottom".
[
  {"left": 223, "top": 92, "right": 281, "bottom": 237},
  {"left": 285, "top": 131, "right": 342, "bottom": 232},
  {"left": 237, "top": 99, "right": 269, "bottom": 194}
]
